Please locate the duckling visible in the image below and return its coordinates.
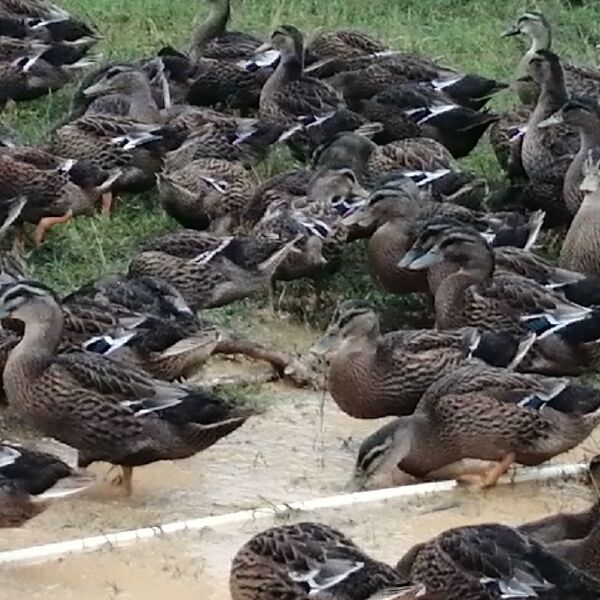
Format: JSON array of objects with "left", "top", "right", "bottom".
[
  {"left": 0, "top": 280, "right": 252, "bottom": 496},
  {"left": 561, "top": 148, "right": 600, "bottom": 275},
  {"left": 396, "top": 523, "right": 600, "bottom": 600},
  {"left": 81, "top": 66, "right": 162, "bottom": 123},
  {"left": 230, "top": 521, "right": 411, "bottom": 600},
  {"left": 503, "top": 11, "right": 600, "bottom": 106},
  {"left": 355, "top": 384, "right": 600, "bottom": 489},
  {"left": 158, "top": 157, "right": 256, "bottom": 231},
  {"left": 192, "top": 0, "right": 262, "bottom": 62},
  {"left": 521, "top": 50, "right": 578, "bottom": 194},
  {"left": 128, "top": 236, "right": 300, "bottom": 309},
  {"left": 0, "top": 442, "right": 95, "bottom": 527},
  {"left": 311, "top": 302, "right": 535, "bottom": 419}
]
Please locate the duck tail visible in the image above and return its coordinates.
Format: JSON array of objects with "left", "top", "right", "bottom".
[
  {"left": 523, "top": 210, "right": 546, "bottom": 250},
  {"left": 472, "top": 331, "right": 536, "bottom": 369},
  {"left": 33, "top": 470, "right": 96, "bottom": 501},
  {"left": 561, "top": 277, "right": 600, "bottom": 306},
  {"left": 159, "top": 329, "right": 221, "bottom": 358},
  {"left": 366, "top": 584, "right": 430, "bottom": 600},
  {"left": 548, "top": 384, "right": 600, "bottom": 415},
  {"left": 554, "top": 309, "right": 600, "bottom": 345},
  {"left": 0, "top": 196, "right": 26, "bottom": 240},
  {"left": 256, "top": 234, "right": 302, "bottom": 276}
]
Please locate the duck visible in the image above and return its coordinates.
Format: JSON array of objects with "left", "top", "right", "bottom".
[
  {"left": 49, "top": 115, "right": 186, "bottom": 199},
  {"left": 342, "top": 184, "right": 542, "bottom": 295},
  {"left": 304, "top": 38, "right": 507, "bottom": 111},
  {"left": 312, "top": 131, "right": 484, "bottom": 208},
  {"left": 162, "top": 114, "right": 283, "bottom": 170},
  {"left": 0, "top": 442, "right": 94, "bottom": 527},
  {"left": 229, "top": 521, "right": 415, "bottom": 600},
  {"left": 421, "top": 363, "right": 600, "bottom": 416},
  {"left": 0, "top": 52, "right": 93, "bottom": 105},
  {"left": 555, "top": 98, "right": 600, "bottom": 215},
  {"left": 561, "top": 147, "right": 600, "bottom": 275},
  {"left": 311, "top": 301, "right": 535, "bottom": 419},
  {"left": 519, "top": 455, "right": 599, "bottom": 544},
  {"left": 65, "top": 274, "right": 195, "bottom": 320},
  {"left": 396, "top": 523, "right": 600, "bottom": 600},
  {"left": 503, "top": 11, "right": 600, "bottom": 106},
  {"left": 128, "top": 236, "right": 300, "bottom": 309},
  {"left": 191, "top": 0, "right": 262, "bottom": 62},
  {"left": 158, "top": 157, "right": 257, "bottom": 232},
  {"left": 488, "top": 107, "right": 529, "bottom": 181},
  {"left": 399, "top": 225, "right": 600, "bottom": 375},
  {"left": 80, "top": 66, "right": 163, "bottom": 123},
  {"left": 0, "top": 152, "right": 119, "bottom": 246},
  {"left": 258, "top": 25, "right": 344, "bottom": 129},
  {"left": 520, "top": 50, "right": 578, "bottom": 202},
  {"left": 82, "top": 313, "right": 222, "bottom": 382},
  {"left": 354, "top": 383, "right": 600, "bottom": 489},
  {"left": 0, "top": 279, "right": 252, "bottom": 496}
]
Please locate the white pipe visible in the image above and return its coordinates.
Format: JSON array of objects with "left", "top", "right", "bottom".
[{"left": 0, "top": 462, "right": 588, "bottom": 567}]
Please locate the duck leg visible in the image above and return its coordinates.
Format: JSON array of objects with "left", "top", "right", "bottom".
[
  {"left": 457, "top": 453, "right": 516, "bottom": 489},
  {"left": 34, "top": 209, "right": 74, "bottom": 247},
  {"left": 111, "top": 466, "right": 134, "bottom": 496},
  {"left": 101, "top": 192, "right": 114, "bottom": 218},
  {"left": 479, "top": 453, "right": 516, "bottom": 488}
]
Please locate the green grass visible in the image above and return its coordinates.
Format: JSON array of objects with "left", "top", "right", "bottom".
[{"left": 8, "top": 0, "right": 600, "bottom": 310}]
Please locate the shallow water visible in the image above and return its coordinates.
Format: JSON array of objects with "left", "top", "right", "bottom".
[{"left": 2, "top": 477, "right": 596, "bottom": 599}]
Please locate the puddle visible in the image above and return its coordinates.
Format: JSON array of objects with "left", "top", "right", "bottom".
[
  {"left": 1, "top": 477, "right": 596, "bottom": 599},
  {"left": 0, "top": 314, "right": 599, "bottom": 598}
]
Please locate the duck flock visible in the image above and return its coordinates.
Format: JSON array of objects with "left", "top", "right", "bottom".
[{"left": 1, "top": 1, "right": 600, "bottom": 598}]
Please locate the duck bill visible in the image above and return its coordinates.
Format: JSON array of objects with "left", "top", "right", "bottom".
[
  {"left": 501, "top": 25, "right": 521, "bottom": 37},
  {"left": 399, "top": 247, "right": 443, "bottom": 270},
  {"left": 341, "top": 205, "right": 372, "bottom": 227},
  {"left": 82, "top": 80, "right": 112, "bottom": 97},
  {"left": 537, "top": 112, "right": 564, "bottom": 129},
  {"left": 310, "top": 332, "right": 339, "bottom": 356}
]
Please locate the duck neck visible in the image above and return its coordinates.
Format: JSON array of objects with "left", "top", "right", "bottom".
[
  {"left": 529, "top": 28, "right": 551, "bottom": 54},
  {"left": 272, "top": 50, "right": 304, "bottom": 85},
  {"left": 129, "top": 80, "right": 160, "bottom": 121},
  {"left": 532, "top": 73, "right": 569, "bottom": 123},
  {"left": 193, "top": 0, "right": 230, "bottom": 56},
  {"left": 3, "top": 301, "right": 63, "bottom": 400},
  {"left": 396, "top": 414, "right": 448, "bottom": 477},
  {"left": 435, "top": 254, "right": 494, "bottom": 329}
]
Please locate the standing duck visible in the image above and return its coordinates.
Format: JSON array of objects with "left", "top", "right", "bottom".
[
  {"left": 0, "top": 280, "right": 252, "bottom": 496},
  {"left": 311, "top": 302, "right": 535, "bottom": 419},
  {"left": 520, "top": 50, "right": 578, "bottom": 202},
  {"left": 503, "top": 11, "right": 600, "bottom": 106}
]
